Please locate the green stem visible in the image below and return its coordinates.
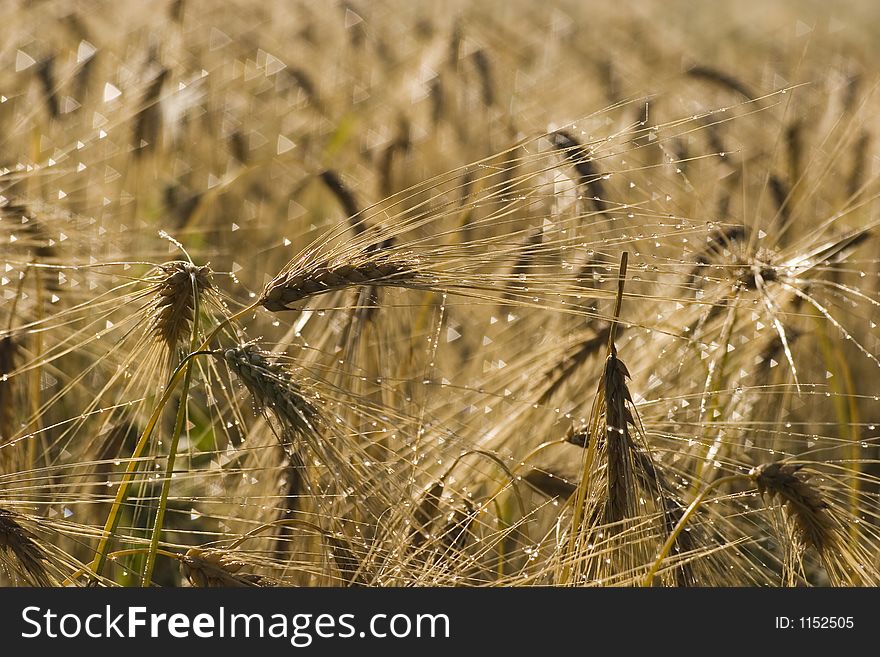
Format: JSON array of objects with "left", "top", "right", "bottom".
[
  {"left": 88, "top": 298, "right": 259, "bottom": 581},
  {"left": 642, "top": 474, "right": 747, "bottom": 587},
  {"left": 141, "top": 362, "right": 194, "bottom": 586},
  {"left": 88, "top": 349, "right": 214, "bottom": 580},
  {"left": 142, "top": 274, "right": 204, "bottom": 586}
]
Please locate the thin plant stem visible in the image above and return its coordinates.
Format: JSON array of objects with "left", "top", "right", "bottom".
[
  {"left": 142, "top": 273, "right": 204, "bottom": 586},
  {"left": 87, "top": 349, "right": 215, "bottom": 579},
  {"left": 642, "top": 474, "right": 748, "bottom": 587},
  {"left": 561, "top": 251, "right": 627, "bottom": 585}
]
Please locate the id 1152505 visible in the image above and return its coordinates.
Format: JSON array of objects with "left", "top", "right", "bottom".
[{"left": 775, "top": 617, "right": 854, "bottom": 630}]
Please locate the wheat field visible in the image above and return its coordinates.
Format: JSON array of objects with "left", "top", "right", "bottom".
[{"left": 1, "top": 0, "right": 879, "bottom": 587}]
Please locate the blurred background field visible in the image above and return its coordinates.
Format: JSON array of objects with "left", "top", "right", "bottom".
[{"left": 1, "top": 0, "right": 880, "bottom": 587}]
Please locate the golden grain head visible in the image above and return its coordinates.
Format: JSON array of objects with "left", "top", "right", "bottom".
[
  {"left": 151, "top": 261, "right": 214, "bottom": 350},
  {"left": 750, "top": 462, "right": 837, "bottom": 554},
  {"left": 220, "top": 343, "right": 320, "bottom": 440},
  {"left": 0, "top": 509, "right": 54, "bottom": 587},
  {"left": 180, "top": 548, "right": 268, "bottom": 587},
  {"left": 260, "top": 255, "right": 423, "bottom": 311}
]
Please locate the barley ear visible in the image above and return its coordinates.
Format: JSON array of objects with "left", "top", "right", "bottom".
[
  {"left": 150, "top": 261, "right": 213, "bottom": 352},
  {"left": 0, "top": 508, "right": 56, "bottom": 587},
  {"left": 260, "top": 255, "right": 424, "bottom": 311},
  {"left": 749, "top": 462, "right": 837, "bottom": 554},
  {"left": 181, "top": 548, "right": 269, "bottom": 587}
]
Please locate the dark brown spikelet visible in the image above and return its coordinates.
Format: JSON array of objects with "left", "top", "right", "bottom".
[
  {"left": 377, "top": 116, "right": 411, "bottom": 197},
  {"left": 181, "top": 548, "right": 269, "bottom": 587},
  {"left": 550, "top": 130, "right": 610, "bottom": 217},
  {"left": 447, "top": 19, "right": 463, "bottom": 68},
  {"left": 539, "top": 326, "right": 610, "bottom": 404},
  {"left": 470, "top": 48, "right": 494, "bottom": 107},
  {"left": 342, "top": 2, "right": 367, "bottom": 49},
  {"left": 631, "top": 450, "right": 697, "bottom": 586},
  {"left": 565, "top": 419, "right": 698, "bottom": 585},
  {"left": 319, "top": 169, "right": 364, "bottom": 234},
  {"left": 848, "top": 131, "right": 870, "bottom": 200},
  {"left": 596, "top": 58, "right": 621, "bottom": 104},
  {"left": 500, "top": 229, "right": 542, "bottom": 310},
  {"left": 281, "top": 67, "right": 323, "bottom": 112},
  {"left": 272, "top": 452, "right": 307, "bottom": 559},
  {"left": 169, "top": 0, "right": 185, "bottom": 22},
  {"left": 261, "top": 255, "right": 424, "bottom": 311},
  {"left": 36, "top": 56, "right": 59, "bottom": 119},
  {"left": 602, "top": 350, "right": 638, "bottom": 524},
  {"left": 133, "top": 68, "right": 168, "bottom": 155},
  {"left": 228, "top": 129, "right": 248, "bottom": 164},
  {"left": 759, "top": 328, "right": 801, "bottom": 370},
  {"left": 0, "top": 508, "right": 55, "bottom": 586},
  {"left": 785, "top": 120, "right": 803, "bottom": 187},
  {"left": 150, "top": 261, "right": 213, "bottom": 351},
  {"left": 523, "top": 468, "right": 576, "bottom": 500},
  {"left": 0, "top": 335, "right": 20, "bottom": 445},
  {"left": 685, "top": 65, "right": 754, "bottom": 100},
  {"left": 438, "top": 501, "right": 475, "bottom": 552},
  {"left": 428, "top": 76, "right": 444, "bottom": 125},
  {"left": 768, "top": 174, "right": 791, "bottom": 222},
  {"left": 409, "top": 480, "right": 445, "bottom": 549},
  {"left": 693, "top": 225, "right": 747, "bottom": 264},
  {"left": 221, "top": 344, "right": 320, "bottom": 444},
  {"left": 750, "top": 462, "right": 837, "bottom": 554},
  {"left": 163, "top": 183, "right": 202, "bottom": 228},
  {"left": 326, "top": 534, "right": 370, "bottom": 586}
]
